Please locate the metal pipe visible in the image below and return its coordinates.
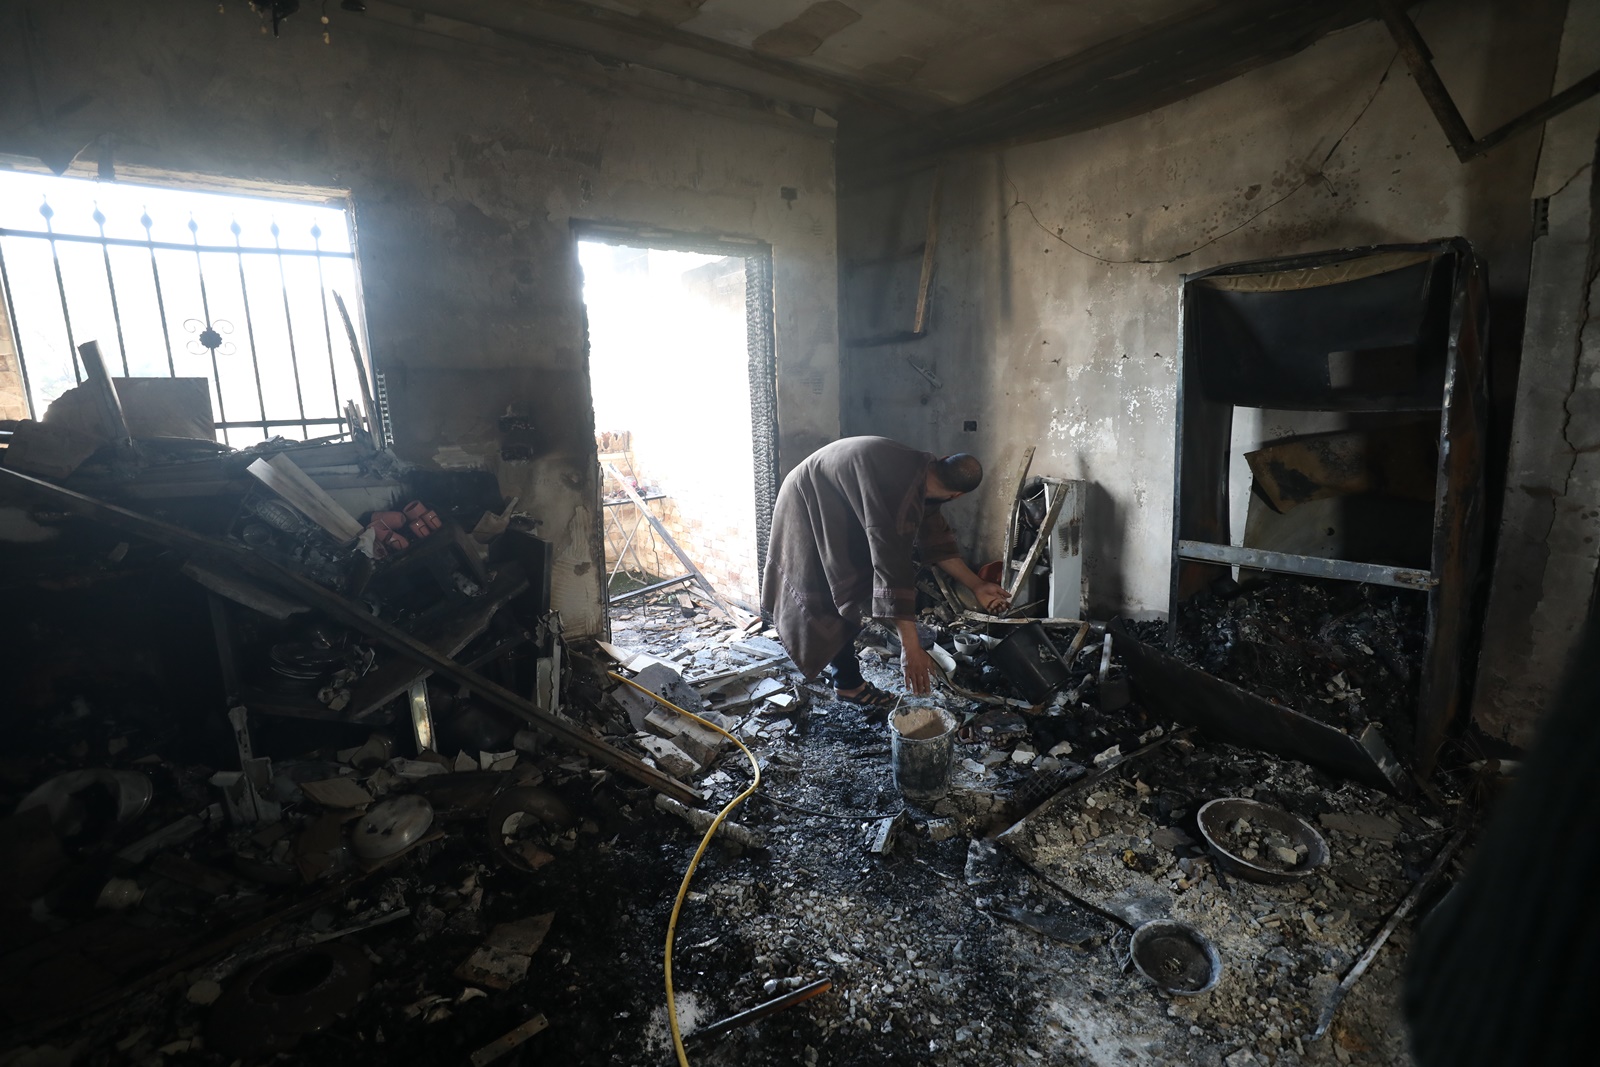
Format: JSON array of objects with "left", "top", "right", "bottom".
[
  {"left": 609, "top": 575, "right": 695, "bottom": 603},
  {"left": 271, "top": 221, "right": 310, "bottom": 438},
  {"left": 92, "top": 204, "right": 131, "bottom": 375},
  {"left": 0, "top": 226, "right": 354, "bottom": 258},
  {"left": 230, "top": 219, "right": 270, "bottom": 441},
  {"left": 141, "top": 209, "right": 178, "bottom": 378},
  {"left": 189, "top": 215, "right": 230, "bottom": 443},
  {"left": 683, "top": 978, "right": 832, "bottom": 1044},
  {"left": 39, "top": 199, "right": 82, "bottom": 382},
  {"left": 1175, "top": 540, "right": 1437, "bottom": 590},
  {"left": 312, "top": 224, "right": 344, "bottom": 435}
]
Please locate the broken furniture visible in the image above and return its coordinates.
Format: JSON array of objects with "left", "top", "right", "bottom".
[
  {"left": 1170, "top": 240, "right": 1489, "bottom": 774},
  {"left": 1003, "top": 475, "right": 1087, "bottom": 618},
  {"left": 0, "top": 464, "right": 700, "bottom": 805}
]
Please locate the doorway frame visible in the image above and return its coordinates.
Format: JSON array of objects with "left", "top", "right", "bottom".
[{"left": 571, "top": 221, "right": 780, "bottom": 619}]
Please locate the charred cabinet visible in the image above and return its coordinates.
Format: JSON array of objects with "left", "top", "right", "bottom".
[{"left": 1170, "top": 241, "right": 1489, "bottom": 775}]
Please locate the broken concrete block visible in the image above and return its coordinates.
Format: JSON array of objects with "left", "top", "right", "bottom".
[
  {"left": 924, "top": 817, "right": 959, "bottom": 842},
  {"left": 614, "top": 665, "right": 705, "bottom": 731},
  {"left": 639, "top": 736, "right": 702, "bottom": 779},
  {"left": 455, "top": 913, "right": 554, "bottom": 990},
  {"left": 644, "top": 708, "right": 723, "bottom": 765}
]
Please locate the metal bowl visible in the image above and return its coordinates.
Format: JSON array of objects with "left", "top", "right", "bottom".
[
  {"left": 1196, "top": 797, "right": 1329, "bottom": 885},
  {"left": 351, "top": 795, "right": 434, "bottom": 861},
  {"left": 1129, "top": 919, "right": 1222, "bottom": 996}
]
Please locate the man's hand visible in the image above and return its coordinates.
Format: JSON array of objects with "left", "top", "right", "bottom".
[
  {"left": 972, "top": 581, "right": 1011, "bottom": 614},
  {"left": 901, "top": 643, "right": 935, "bottom": 695}
]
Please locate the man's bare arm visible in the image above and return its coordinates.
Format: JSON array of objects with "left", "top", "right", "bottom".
[{"left": 936, "top": 557, "right": 1011, "bottom": 613}]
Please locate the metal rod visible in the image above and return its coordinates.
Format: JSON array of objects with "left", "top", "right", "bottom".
[
  {"left": 312, "top": 225, "right": 343, "bottom": 434},
  {"left": 215, "top": 416, "right": 347, "bottom": 430},
  {"left": 1378, "top": 0, "right": 1475, "bottom": 160},
  {"left": 141, "top": 209, "right": 178, "bottom": 378},
  {"left": 231, "top": 220, "right": 271, "bottom": 441},
  {"left": 92, "top": 204, "right": 131, "bottom": 375},
  {"left": 911, "top": 165, "right": 943, "bottom": 334},
  {"left": 270, "top": 221, "right": 309, "bottom": 437},
  {"left": 684, "top": 979, "right": 832, "bottom": 1044},
  {"left": 1310, "top": 825, "right": 1468, "bottom": 1040},
  {"left": 1379, "top": 0, "right": 1600, "bottom": 162},
  {"left": 39, "top": 199, "right": 82, "bottom": 383},
  {"left": 1468, "top": 68, "right": 1600, "bottom": 159},
  {"left": 190, "top": 216, "right": 230, "bottom": 444},
  {"left": 0, "top": 227, "right": 354, "bottom": 259},
  {"left": 1175, "top": 540, "right": 1438, "bottom": 590},
  {"left": 331, "top": 290, "right": 377, "bottom": 435},
  {"left": 609, "top": 575, "right": 695, "bottom": 604}
]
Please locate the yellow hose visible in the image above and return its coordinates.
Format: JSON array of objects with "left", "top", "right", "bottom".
[{"left": 608, "top": 671, "right": 762, "bottom": 1067}]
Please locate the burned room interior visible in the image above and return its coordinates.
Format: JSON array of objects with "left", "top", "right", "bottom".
[{"left": 0, "top": 0, "right": 1596, "bottom": 1064}]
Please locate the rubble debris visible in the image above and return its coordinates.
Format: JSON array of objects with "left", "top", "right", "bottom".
[
  {"left": 16, "top": 769, "right": 153, "bottom": 849},
  {"left": 1172, "top": 573, "right": 1425, "bottom": 745},
  {"left": 455, "top": 913, "right": 554, "bottom": 990},
  {"left": 1311, "top": 826, "right": 1469, "bottom": 1040},
  {"left": 1114, "top": 619, "right": 1407, "bottom": 793},
  {"left": 207, "top": 942, "right": 372, "bottom": 1058}
]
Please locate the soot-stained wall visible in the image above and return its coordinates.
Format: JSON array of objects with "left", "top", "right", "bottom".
[
  {"left": 840, "top": 0, "right": 1566, "bottom": 621},
  {"left": 0, "top": 2, "right": 840, "bottom": 636}
]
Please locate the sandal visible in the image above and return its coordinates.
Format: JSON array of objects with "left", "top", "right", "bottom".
[{"left": 835, "top": 682, "right": 898, "bottom": 714}]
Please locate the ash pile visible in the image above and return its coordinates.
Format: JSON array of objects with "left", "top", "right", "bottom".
[{"left": 1172, "top": 575, "right": 1427, "bottom": 749}]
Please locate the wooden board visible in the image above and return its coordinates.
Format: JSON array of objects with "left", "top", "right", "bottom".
[{"left": 246, "top": 454, "right": 364, "bottom": 542}]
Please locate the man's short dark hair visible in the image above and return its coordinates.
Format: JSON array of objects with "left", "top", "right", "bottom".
[{"left": 933, "top": 454, "right": 982, "bottom": 493}]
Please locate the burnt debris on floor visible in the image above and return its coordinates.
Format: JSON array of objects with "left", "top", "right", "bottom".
[
  {"left": 0, "top": 355, "right": 1495, "bottom": 1067},
  {"left": 1171, "top": 575, "right": 1427, "bottom": 749}
]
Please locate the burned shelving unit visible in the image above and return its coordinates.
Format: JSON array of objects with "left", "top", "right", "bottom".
[{"left": 1169, "top": 240, "right": 1489, "bottom": 775}]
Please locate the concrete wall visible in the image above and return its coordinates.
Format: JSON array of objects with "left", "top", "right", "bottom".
[
  {"left": 0, "top": 1, "right": 840, "bottom": 636},
  {"left": 1473, "top": 0, "right": 1600, "bottom": 747},
  {"left": 839, "top": 0, "right": 1567, "bottom": 619}
]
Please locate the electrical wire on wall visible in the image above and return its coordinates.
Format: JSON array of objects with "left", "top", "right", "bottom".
[{"left": 1004, "top": 49, "right": 1402, "bottom": 267}]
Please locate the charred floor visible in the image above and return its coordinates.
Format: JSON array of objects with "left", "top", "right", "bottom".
[{"left": 2, "top": 2, "right": 1598, "bottom": 1065}]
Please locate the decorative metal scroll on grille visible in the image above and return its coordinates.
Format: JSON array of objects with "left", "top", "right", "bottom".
[{"left": 0, "top": 196, "right": 364, "bottom": 446}]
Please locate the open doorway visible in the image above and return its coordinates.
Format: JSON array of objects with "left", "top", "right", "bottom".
[{"left": 577, "top": 230, "right": 778, "bottom": 615}]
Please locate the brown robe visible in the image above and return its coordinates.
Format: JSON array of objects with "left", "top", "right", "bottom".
[{"left": 762, "top": 436, "right": 960, "bottom": 679}]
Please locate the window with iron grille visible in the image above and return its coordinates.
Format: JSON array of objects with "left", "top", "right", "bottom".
[{"left": 0, "top": 169, "right": 372, "bottom": 447}]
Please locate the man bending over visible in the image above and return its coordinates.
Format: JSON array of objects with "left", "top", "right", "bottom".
[{"left": 762, "top": 436, "right": 1010, "bottom": 711}]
